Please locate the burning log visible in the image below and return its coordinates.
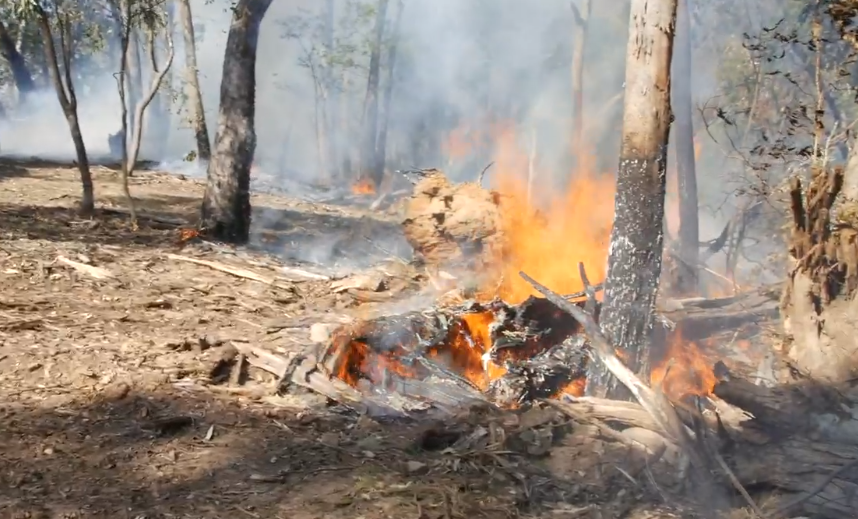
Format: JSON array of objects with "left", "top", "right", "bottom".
[{"left": 401, "top": 169, "right": 505, "bottom": 267}]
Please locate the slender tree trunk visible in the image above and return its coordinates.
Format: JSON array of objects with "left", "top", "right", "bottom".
[
  {"left": 34, "top": 9, "right": 93, "bottom": 214},
  {"left": 340, "top": 70, "right": 352, "bottom": 175},
  {"left": 145, "top": 25, "right": 171, "bottom": 160},
  {"left": 323, "top": 0, "right": 340, "bottom": 180},
  {"left": 671, "top": 0, "right": 699, "bottom": 293},
  {"left": 357, "top": 0, "right": 390, "bottom": 188},
  {"left": 200, "top": 0, "right": 273, "bottom": 243},
  {"left": 586, "top": 0, "right": 678, "bottom": 399},
  {"left": 570, "top": 0, "right": 592, "bottom": 167},
  {"left": 0, "top": 21, "right": 36, "bottom": 103},
  {"left": 177, "top": 0, "right": 212, "bottom": 162},
  {"left": 126, "top": 28, "right": 143, "bottom": 131},
  {"left": 374, "top": 0, "right": 404, "bottom": 184}
]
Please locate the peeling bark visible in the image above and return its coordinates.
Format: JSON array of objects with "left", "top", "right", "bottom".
[
  {"left": 586, "top": 0, "right": 678, "bottom": 399},
  {"left": 0, "top": 21, "right": 36, "bottom": 102},
  {"left": 177, "top": 0, "right": 212, "bottom": 162},
  {"left": 200, "top": 0, "right": 273, "bottom": 243},
  {"left": 671, "top": 0, "right": 699, "bottom": 293},
  {"left": 34, "top": 7, "right": 94, "bottom": 214},
  {"left": 357, "top": 0, "right": 390, "bottom": 188}
]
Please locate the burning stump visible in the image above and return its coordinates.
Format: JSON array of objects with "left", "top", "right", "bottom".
[{"left": 401, "top": 169, "right": 504, "bottom": 267}]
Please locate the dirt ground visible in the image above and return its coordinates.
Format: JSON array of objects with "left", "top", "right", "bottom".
[{"left": 0, "top": 161, "right": 677, "bottom": 519}]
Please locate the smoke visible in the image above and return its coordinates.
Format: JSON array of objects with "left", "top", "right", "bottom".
[{"left": 0, "top": 0, "right": 783, "bottom": 278}]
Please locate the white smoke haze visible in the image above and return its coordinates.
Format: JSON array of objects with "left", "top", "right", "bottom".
[{"left": 0, "top": 0, "right": 787, "bottom": 279}]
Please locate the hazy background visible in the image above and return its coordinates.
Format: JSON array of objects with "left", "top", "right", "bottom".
[{"left": 0, "top": 0, "right": 797, "bottom": 282}]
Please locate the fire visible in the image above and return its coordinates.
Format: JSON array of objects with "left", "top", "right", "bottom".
[
  {"left": 650, "top": 329, "right": 717, "bottom": 399},
  {"left": 471, "top": 122, "right": 615, "bottom": 303},
  {"left": 426, "top": 311, "right": 506, "bottom": 390},
  {"left": 334, "top": 340, "right": 418, "bottom": 389},
  {"left": 352, "top": 178, "right": 376, "bottom": 195}
]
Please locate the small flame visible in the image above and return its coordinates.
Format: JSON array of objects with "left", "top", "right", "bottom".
[{"left": 352, "top": 178, "right": 376, "bottom": 195}]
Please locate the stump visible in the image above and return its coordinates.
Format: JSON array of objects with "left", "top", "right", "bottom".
[
  {"left": 401, "top": 169, "right": 504, "bottom": 267},
  {"left": 783, "top": 166, "right": 858, "bottom": 383}
]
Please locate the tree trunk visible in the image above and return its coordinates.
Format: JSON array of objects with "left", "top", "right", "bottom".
[
  {"left": 374, "top": 0, "right": 404, "bottom": 185},
  {"left": 357, "top": 0, "right": 390, "bottom": 188},
  {"left": 671, "top": 0, "right": 699, "bottom": 293},
  {"left": 0, "top": 21, "right": 36, "bottom": 103},
  {"left": 34, "top": 8, "right": 94, "bottom": 214},
  {"left": 145, "top": 24, "right": 171, "bottom": 160},
  {"left": 323, "top": 0, "right": 340, "bottom": 180},
  {"left": 200, "top": 0, "right": 273, "bottom": 243},
  {"left": 570, "top": 0, "right": 592, "bottom": 167},
  {"left": 177, "top": 0, "right": 212, "bottom": 162},
  {"left": 126, "top": 28, "right": 143, "bottom": 131},
  {"left": 585, "top": 0, "right": 678, "bottom": 399}
]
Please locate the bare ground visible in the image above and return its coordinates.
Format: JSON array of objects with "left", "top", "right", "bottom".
[{"left": 0, "top": 162, "right": 675, "bottom": 519}]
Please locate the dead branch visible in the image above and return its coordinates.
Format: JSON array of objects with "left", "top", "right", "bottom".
[
  {"left": 166, "top": 254, "right": 275, "bottom": 284},
  {"left": 56, "top": 256, "right": 115, "bottom": 280}
]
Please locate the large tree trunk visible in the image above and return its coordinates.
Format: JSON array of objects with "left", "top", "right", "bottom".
[
  {"left": 356, "top": 0, "right": 390, "bottom": 188},
  {"left": 0, "top": 21, "right": 36, "bottom": 103},
  {"left": 200, "top": 0, "right": 272, "bottom": 243},
  {"left": 177, "top": 0, "right": 211, "bottom": 162},
  {"left": 586, "top": 0, "right": 678, "bottom": 399},
  {"left": 374, "top": 0, "right": 404, "bottom": 185},
  {"left": 34, "top": 8, "right": 94, "bottom": 214},
  {"left": 570, "top": 0, "right": 592, "bottom": 168},
  {"left": 671, "top": 0, "right": 699, "bottom": 293}
]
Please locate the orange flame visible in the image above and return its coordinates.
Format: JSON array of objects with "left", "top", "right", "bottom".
[
  {"left": 650, "top": 330, "right": 717, "bottom": 399},
  {"left": 352, "top": 178, "right": 376, "bottom": 195}
]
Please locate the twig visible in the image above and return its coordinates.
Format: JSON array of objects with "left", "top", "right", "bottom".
[
  {"left": 476, "top": 161, "right": 494, "bottom": 186},
  {"left": 56, "top": 255, "right": 115, "bottom": 280},
  {"left": 166, "top": 254, "right": 275, "bottom": 284},
  {"left": 563, "top": 282, "right": 604, "bottom": 300}
]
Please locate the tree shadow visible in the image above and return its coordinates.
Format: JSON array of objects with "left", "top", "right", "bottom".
[{"left": 0, "top": 388, "right": 577, "bottom": 518}]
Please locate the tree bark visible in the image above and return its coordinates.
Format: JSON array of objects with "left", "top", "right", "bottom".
[
  {"left": 357, "top": 0, "right": 390, "bottom": 188},
  {"left": 374, "top": 0, "right": 403, "bottom": 184},
  {"left": 586, "top": 0, "right": 678, "bottom": 399},
  {"left": 145, "top": 23, "right": 171, "bottom": 160},
  {"left": 177, "top": 0, "right": 212, "bottom": 162},
  {"left": 671, "top": 0, "right": 699, "bottom": 293},
  {"left": 34, "top": 7, "right": 94, "bottom": 214},
  {"left": 570, "top": 0, "right": 592, "bottom": 167},
  {"left": 0, "top": 21, "right": 36, "bottom": 103},
  {"left": 200, "top": 0, "right": 273, "bottom": 243}
]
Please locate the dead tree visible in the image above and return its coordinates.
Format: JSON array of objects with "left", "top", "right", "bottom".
[
  {"left": 323, "top": 0, "right": 340, "bottom": 180},
  {"left": 671, "top": 0, "right": 699, "bottom": 293},
  {"left": 0, "top": 20, "right": 36, "bottom": 102},
  {"left": 356, "top": 0, "right": 390, "bottom": 188},
  {"left": 32, "top": 4, "right": 94, "bottom": 214},
  {"left": 586, "top": 0, "right": 679, "bottom": 399},
  {"left": 176, "top": 0, "right": 211, "bottom": 162},
  {"left": 570, "top": 0, "right": 592, "bottom": 166},
  {"left": 374, "top": 0, "right": 404, "bottom": 183},
  {"left": 200, "top": 0, "right": 273, "bottom": 243},
  {"left": 116, "top": 1, "right": 175, "bottom": 226}
]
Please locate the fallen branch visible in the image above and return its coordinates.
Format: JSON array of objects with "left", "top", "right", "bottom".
[
  {"left": 166, "top": 254, "right": 275, "bottom": 284},
  {"left": 56, "top": 255, "right": 115, "bottom": 280}
]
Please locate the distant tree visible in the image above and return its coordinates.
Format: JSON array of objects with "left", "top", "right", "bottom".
[
  {"left": 200, "top": 0, "right": 273, "bottom": 243},
  {"left": 176, "top": 0, "right": 210, "bottom": 162},
  {"left": 356, "top": 0, "right": 389, "bottom": 189},
  {"left": 0, "top": 19, "right": 36, "bottom": 101},
  {"left": 16, "top": 0, "right": 96, "bottom": 214}
]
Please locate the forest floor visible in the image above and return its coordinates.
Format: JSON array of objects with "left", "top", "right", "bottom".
[{"left": 0, "top": 160, "right": 676, "bottom": 519}]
